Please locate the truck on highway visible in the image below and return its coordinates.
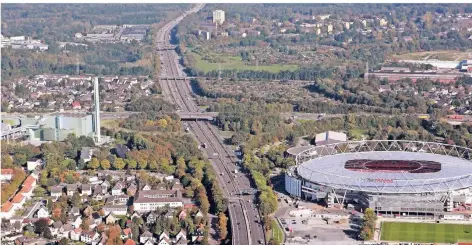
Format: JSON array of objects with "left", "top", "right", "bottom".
[{"left": 233, "top": 169, "right": 238, "bottom": 174}]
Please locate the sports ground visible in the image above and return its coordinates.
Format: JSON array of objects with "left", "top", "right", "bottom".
[{"left": 381, "top": 222, "right": 472, "bottom": 243}]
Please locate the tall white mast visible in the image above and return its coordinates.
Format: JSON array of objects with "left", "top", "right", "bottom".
[{"left": 94, "top": 77, "right": 101, "bottom": 144}]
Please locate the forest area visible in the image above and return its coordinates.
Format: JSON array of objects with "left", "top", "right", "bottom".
[{"left": 1, "top": 4, "right": 188, "bottom": 80}]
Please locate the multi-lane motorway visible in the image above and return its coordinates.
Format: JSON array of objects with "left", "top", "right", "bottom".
[{"left": 156, "top": 4, "right": 266, "bottom": 245}]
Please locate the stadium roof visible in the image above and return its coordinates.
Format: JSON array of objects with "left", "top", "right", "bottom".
[{"left": 296, "top": 142, "right": 472, "bottom": 194}]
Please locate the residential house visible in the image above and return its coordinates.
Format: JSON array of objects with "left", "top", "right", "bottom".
[
  {"left": 93, "top": 193, "right": 105, "bottom": 201},
  {"left": 36, "top": 206, "right": 49, "bottom": 219},
  {"left": 26, "top": 157, "right": 43, "bottom": 171},
  {"left": 70, "top": 207, "right": 80, "bottom": 216},
  {"left": 102, "top": 204, "right": 127, "bottom": 216},
  {"left": 0, "top": 169, "right": 14, "bottom": 182},
  {"left": 67, "top": 184, "right": 78, "bottom": 196},
  {"left": 51, "top": 221, "right": 63, "bottom": 236},
  {"left": 106, "top": 213, "right": 119, "bottom": 224},
  {"left": 19, "top": 174, "right": 37, "bottom": 197},
  {"left": 175, "top": 229, "right": 186, "bottom": 242},
  {"left": 143, "top": 240, "right": 155, "bottom": 245},
  {"left": 0, "top": 201, "right": 15, "bottom": 219},
  {"left": 121, "top": 228, "right": 132, "bottom": 240},
  {"left": 146, "top": 212, "right": 156, "bottom": 224},
  {"left": 83, "top": 205, "right": 94, "bottom": 217},
  {"left": 112, "top": 182, "right": 125, "bottom": 196},
  {"left": 178, "top": 210, "right": 187, "bottom": 221},
  {"left": 58, "top": 223, "right": 74, "bottom": 239},
  {"left": 194, "top": 210, "right": 204, "bottom": 218},
  {"left": 11, "top": 193, "right": 26, "bottom": 210},
  {"left": 92, "top": 212, "right": 102, "bottom": 226},
  {"left": 80, "top": 147, "right": 94, "bottom": 163},
  {"left": 71, "top": 228, "right": 82, "bottom": 241},
  {"left": 71, "top": 101, "right": 82, "bottom": 110},
  {"left": 50, "top": 186, "right": 63, "bottom": 198},
  {"left": 82, "top": 184, "right": 92, "bottom": 196},
  {"left": 140, "top": 230, "right": 155, "bottom": 244},
  {"left": 134, "top": 191, "right": 184, "bottom": 213},
  {"left": 126, "top": 183, "right": 137, "bottom": 196},
  {"left": 101, "top": 180, "right": 111, "bottom": 193},
  {"left": 81, "top": 231, "right": 99, "bottom": 243},
  {"left": 141, "top": 184, "right": 152, "bottom": 191},
  {"left": 70, "top": 215, "right": 82, "bottom": 229},
  {"left": 115, "top": 194, "right": 129, "bottom": 205}
]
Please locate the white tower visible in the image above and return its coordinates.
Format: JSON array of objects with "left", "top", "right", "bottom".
[{"left": 93, "top": 77, "right": 101, "bottom": 144}]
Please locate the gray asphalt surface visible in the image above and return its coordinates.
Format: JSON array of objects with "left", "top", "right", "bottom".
[{"left": 156, "top": 4, "right": 265, "bottom": 245}]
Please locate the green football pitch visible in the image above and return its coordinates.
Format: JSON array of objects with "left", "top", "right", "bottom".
[{"left": 381, "top": 222, "right": 472, "bottom": 243}]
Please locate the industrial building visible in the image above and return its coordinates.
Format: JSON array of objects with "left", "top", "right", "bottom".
[
  {"left": 31, "top": 114, "right": 95, "bottom": 141},
  {"left": 285, "top": 140, "right": 472, "bottom": 218},
  {"left": 212, "top": 10, "right": 225, "bottom": 25},
  {"left": 1, "top": 77, "right": 103, "bottom": 144}
]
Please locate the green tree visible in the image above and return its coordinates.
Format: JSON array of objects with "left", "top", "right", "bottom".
[
  {"left": 126, "top": 159, "right": 137, "bottom": 169},
  {"left": 137, "top": 159, "right": 148, "bottom": 169},
  {"left": 58, "top": 238, "right": 69, "bottom": 245},
  {"left": 100, "top": 159, "right": 111, "bottom": 170},
  {"left": 175, "top": 157, "right": 186, "bottom": 178},
  {"left": 113, "top": 158, "right": 126, "bottom": 170},
  {"left": 33, "top": 186, "right": 47, "bottom": 197},
  {"left": 13, "top": 153, "right": 27, "bottom": 166},
  {"left": 217, "top": 212, "right": 228, "bottom": 241},
  {"left": 149, "top": 160, "right": 158, "bottom": 170},
  {"left": 87, "top": 157, "right": 100, "bottom": 170}
]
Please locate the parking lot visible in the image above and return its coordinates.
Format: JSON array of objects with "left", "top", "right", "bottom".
[
  {"left": 274, "top": 192, "right": 361, "bottom": 244},
  {"left": 278, "top": 216, "right": 359, "bottom": 243}
]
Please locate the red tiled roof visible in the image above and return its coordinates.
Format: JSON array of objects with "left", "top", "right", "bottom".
[
  {"left": 1, "top": 169, "right": 14, "bottom": 175},
  {"left": 1, "top": 201, "right": 13, "bottom": 212},
  {"left": 20, "top": 185, "right": 32, "bottom": 194},
  {"left": 122, "top": 228, "right": 132, "bottom": 236},
  {"left": 23, "top": 175, "right": 36, "bottom": 186},
  {"left": 124, "top": 239, "right": 136, "bottom": 245},
  {"left": 12, "top": 193, "right": 24, "bottom": 203}
]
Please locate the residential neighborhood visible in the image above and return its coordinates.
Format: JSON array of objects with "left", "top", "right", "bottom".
[
  {"left": 1, "top": 166, "right": 208, "bottom": 245},
  {"left": 1, "top": 74, "right": 158, "bottom": 113}
]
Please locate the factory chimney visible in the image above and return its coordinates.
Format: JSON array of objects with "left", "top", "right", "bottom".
[{"left": 93, "top": 77, "right": 101, "bottom": 144}]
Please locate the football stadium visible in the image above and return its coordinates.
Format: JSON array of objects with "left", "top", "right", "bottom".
[{"left": 285, "top": 140, "right": 472, "bottom": 218}]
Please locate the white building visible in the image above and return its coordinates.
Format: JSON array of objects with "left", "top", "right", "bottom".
[
  {"left": 315, "top": 131, "right": 347, "bottom": 145},
  {"left": 213, "top": 10, "right": 225, "bottom": 25},
  {"left": 36, "top": 206, "right": 49, "bottom": 219},
  {"left": 134, "top": 191, "right": 183, "bottom": 213},
  {"left": 0, "top": 169, "right": 14, "bottom": 182},
  {"left": 27, "top": 158, "right": 43, "bottom": 171},
  {"left": 102, "top": 204, "right": 127, "bottom": 216},
  {"left": 81, "top": 231, "right": 98, "bottom": 243}
]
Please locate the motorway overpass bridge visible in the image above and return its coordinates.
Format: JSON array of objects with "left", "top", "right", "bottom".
[
  {"left": 177, "top": 112, "right": 218, "bottom": 120},
  {"left": 156, "top": 44, "right": 177, "bottom": 51},
  {"left": 159, "top": 76, "right": 197, "bottom": 80}
]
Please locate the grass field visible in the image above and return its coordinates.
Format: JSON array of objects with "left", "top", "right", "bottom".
[
  {"left": 381, "top": 222, "right": 472, "bottom": 243},
  {"left": 270, "top": 219, "right": 284, "bottom": 244},
  {"left": 188, "top": 52, "right": 299, "bottom": 73},
  {"left": 392, "top": 49, "right": 472, "bottom": 61}
]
